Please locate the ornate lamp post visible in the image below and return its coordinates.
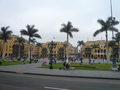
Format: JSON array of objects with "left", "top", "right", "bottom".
[
  {"left": 108, "top": 17, "right": 117, "bottom": 70},
  {"left": 48, "top": 41, "right": 57, "bottom": 69},
  {"left": 108, "top": 0, "right": 117, "bottom": 70}
]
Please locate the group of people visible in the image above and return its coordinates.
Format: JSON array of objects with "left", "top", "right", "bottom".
[
  {"left": 63, "top": 62, "right": 70, "bottom": 70},
  {"left": 41, "top": 61, "right": 47, "bottom": 66}
]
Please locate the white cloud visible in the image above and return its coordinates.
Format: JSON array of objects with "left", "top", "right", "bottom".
[{"left": 0, "top": 0, "right": 120, "bottom": 47}]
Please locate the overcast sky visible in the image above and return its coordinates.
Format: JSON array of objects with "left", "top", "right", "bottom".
[{"left": 0, "top": 0, "right": 120, "bottom": 47}]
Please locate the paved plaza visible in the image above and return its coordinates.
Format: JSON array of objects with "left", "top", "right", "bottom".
[{"left": 0, "top": 58, "right": 120, "bottom": 80}]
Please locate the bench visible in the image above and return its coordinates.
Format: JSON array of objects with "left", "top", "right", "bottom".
[
  {"left": 59, "top": 67, "right": 75, "bottom": 70},
  {"left": 69, "top": 67, "right": 75, "bottom": 70},
  {"left": 110, "top": 67, "right": 118, "bottom": 72}
]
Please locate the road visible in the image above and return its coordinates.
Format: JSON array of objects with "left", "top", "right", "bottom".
[{"left": 0, "top": 72, "right": 120, "bottom": 90}]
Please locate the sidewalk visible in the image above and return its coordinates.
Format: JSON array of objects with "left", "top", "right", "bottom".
[{"left": 0, "top": 59, "right": 120, "bottom": 80}]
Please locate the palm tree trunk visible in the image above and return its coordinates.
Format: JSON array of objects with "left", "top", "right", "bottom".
[
  {"left": 118, "top": 42, "right": 120, "bottom": 60},
  {"left": 2, "top": 42, "right": 6, "bottom": 60},
  {"left": 27, "top": 38, "right": 30, "bottom": 61},
  {"left": 39, "top": 47, "right": 40, "bottom": 57},
  {"left": 106, "top": 32, "right": 109, "bottom": 63},
  {"left": 27, "top": 44, "right": 30, "bottom": 61},
  {"left": 80, "top": 46, "right": 82, "bottom": 58},
  {"left": 66, "top": 33, "right": 69, "bottom": 63},
  {"left": 18, "top": 44, "right": 20, "bottom": 58}
]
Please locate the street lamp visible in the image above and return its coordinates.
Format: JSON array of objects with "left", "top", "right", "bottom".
[
  {"left": 48, "top": 41, "right": 57, "bottom": 69},
  {"left": 108, "top": 0, "right": 117, "bottom": 70},
  {"left": 108, "top": 17, "right": 117, "bottom": 70}
]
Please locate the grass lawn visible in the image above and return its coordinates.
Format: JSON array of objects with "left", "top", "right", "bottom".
[
  {"left": 0, "top": 61, "right": 35, "bottom": 66},
  {"left": 40, "top": 63, "right": 114, "bottom": 71}
]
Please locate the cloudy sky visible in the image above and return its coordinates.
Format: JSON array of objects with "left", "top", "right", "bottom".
[{"left": 0, "top": 0, "right": 120, "bottom": 47}]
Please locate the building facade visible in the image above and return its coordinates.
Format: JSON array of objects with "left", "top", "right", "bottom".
[
  {"left": 82, "top": 40, "right": 118, "bottom": 59},
  {"left": 40, "top": 41, "right": 76, "bottom": 58},
  {"left": 0, "top": 35, "right": 76, "bottom": 58}
]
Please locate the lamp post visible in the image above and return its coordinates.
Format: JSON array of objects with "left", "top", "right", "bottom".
[
  {"left": 108, "top": 17, "right": 117, "bottom": 70},
  {"left": 108, "top": 0, "right": 117, "bottom": 70},
  {"left": 48, "top": 41, "right": 57, "bottom": 69}
]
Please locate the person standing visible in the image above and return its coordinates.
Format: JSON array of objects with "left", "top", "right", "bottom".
[{"left": 117, "top": 65, "right": 120, "bottom": 71}]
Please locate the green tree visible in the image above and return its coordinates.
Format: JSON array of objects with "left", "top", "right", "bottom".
[
  {"left": 0, "top": 26, "right": 13, "bottom": 60},
  {"left": 14, "top": 36, "right": 25, "bottom": 58},
  {"left": 20, "top": 25, "right": 42, "bottom": 61},
  {"left": 91, "top": 43, "right": 100, "bottom": 59},
  {"left": 113, "top": 32, "right": 120, "bottom": 60},
  {"left": 36, "top": 42, "right": 42, "bottom": 57},
  {"left": 60, "top": 21, "right": 79, "bottom": 62},
  {"left": 93, "top": 18, "right": 119, "bottom": 63},
  {"left": 77, "top": 40, "right": 85, "bottom": 58}
]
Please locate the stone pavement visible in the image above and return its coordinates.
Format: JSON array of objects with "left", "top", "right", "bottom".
[{"left": 0, "top": 58, "right": 120, "bottom": 80}]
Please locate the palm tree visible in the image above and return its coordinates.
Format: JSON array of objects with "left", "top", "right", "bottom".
[
  {"left": 36, "top": 42, "right": 42, "bottom": 57},
  {"left": 20, "top": 25, "right": 42, "bottom": 61},
  {"left": 93, "top": 18, "right": 119, "bottom": 63},
  {"left": 14, "top": 36, "right": 25, "bottom": 58},
  {"left": 0, "top": 26, "right": 13, "bottom": 60},
  {"left": 91, "top": 43, "right": 100, "bottom": 59},
  {"left": 60, "top": 21, "right": 79, "bottom": 62},
  {"left": 77, "top": 40, "right": 85, "bottom": 59},
  {"left": 113, "top": 32, "right": 120, "bottom": 60}
]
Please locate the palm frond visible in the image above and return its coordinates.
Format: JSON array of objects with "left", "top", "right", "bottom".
[
  {"left": 91, "top": 43, "right": 100, "bottom": 49},
  {"left": 93, "top": 29, "right": 103, "bottom": 37},
  {"left": 33, "top": 34, "right": 42, "bottom": 38},
  {"left": 97, "top": 19, "right": 106, "bottom": 27},
  {"left": 30, "top": 38, "right": 37, "bottom": 44},
  {"left": 70, "top": 28, "right": 79, "bottom": 32},
  {"left": 109, "top": 27, "right": 118, "bottom": 32},
  {"left": 68, "top": 32, "right": 73, "bottom": 38},
  {"left": 20, "top": 29, "right": 29, "bottom": 35},
  {"left": 36, "top": 42, "right": 42, "bottom": 47},
  {"left": 0, "top": 26, "right": 13, "bottom": 42},
  {"left": 60, "top": 28, "right": 67, "bottom": 32}
]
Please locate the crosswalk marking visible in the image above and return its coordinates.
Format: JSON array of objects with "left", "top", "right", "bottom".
[{"left": 44, "top": 86, "right": 70, "bottom": 90}]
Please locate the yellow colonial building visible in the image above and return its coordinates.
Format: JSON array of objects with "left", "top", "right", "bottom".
[
  {"left": 0, "top": 35, "right": 76, "bottom": 58},
  {"left": 40, "top": 41, "right": 75, "bottom": 57},
  {"left": 82, "top": 40, "right": 118, "bottom": 59},
  {"left": 0, "top": 35, "right": 119, "bottom": 59}
]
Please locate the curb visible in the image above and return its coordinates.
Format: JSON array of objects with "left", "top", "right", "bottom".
[
  {"left": 1, "top": 70, "right": 120, "bottom": 80},
  {"left": 23, "top": 72, "right": 120, "bottom": 80}
]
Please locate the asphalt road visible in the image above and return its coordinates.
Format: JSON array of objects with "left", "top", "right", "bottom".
[{"left": 0, "top": 72, "right": 120, "bottom": 90}]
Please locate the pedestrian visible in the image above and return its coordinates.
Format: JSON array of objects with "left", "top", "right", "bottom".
[
  {"left": 66, "top": 63, "right": 70, "bottom": 70},
  {"left": 117, "top": 65, "right": 120, "bottom": 72},
  {"left": 80, "top": 58, "right": 83, "bottom": 63},
  {"left": 63, "top": 62, "right": 66, "bottom": 67},
  {"left": 23, "top": 59, "right": 26, "bottom": 64},
  {"left": 89, "top": 58, "right": 91, "bottom": 63},
  {"left": 103, "top": 58, "right": 104, "bottom": 62},
  {"left": 63, "top": 62, "right": 66, "bottom": 69}
]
